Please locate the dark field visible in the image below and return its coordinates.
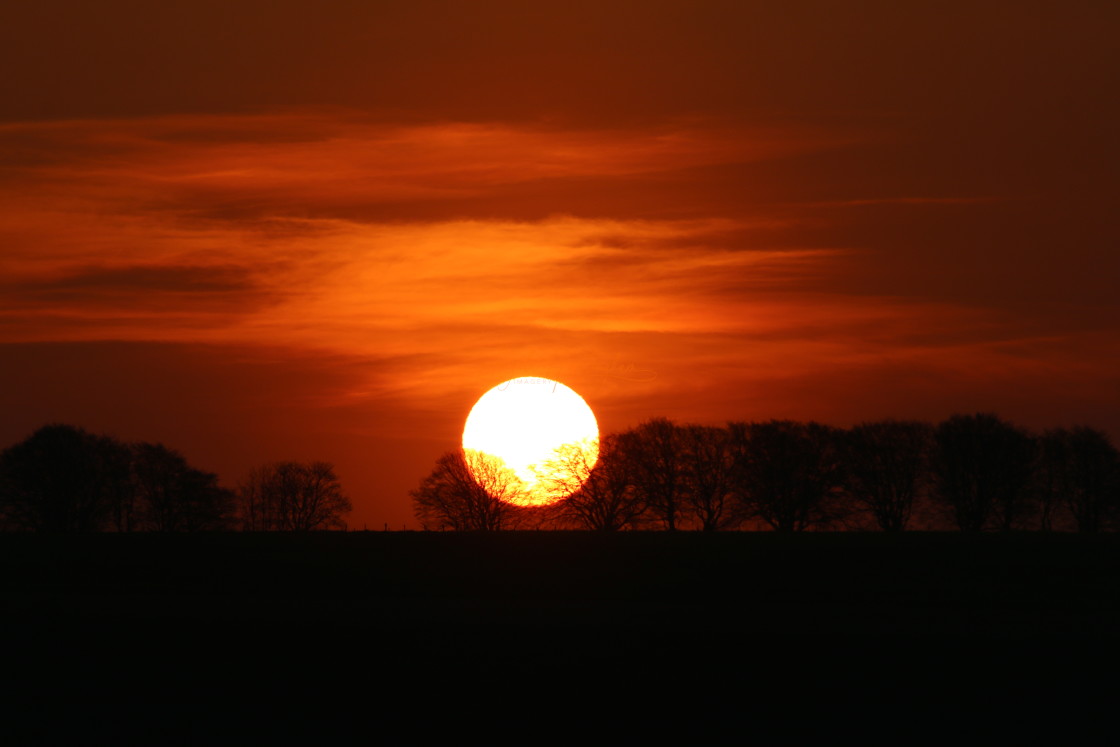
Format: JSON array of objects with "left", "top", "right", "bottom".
[{"left": 4, "top": 532, "right": 1118, "bottom": 739}]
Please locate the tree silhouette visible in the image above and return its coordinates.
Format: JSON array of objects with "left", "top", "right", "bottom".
[
  {"left": 1032, "top": 430, "right": 1068, "bottom": 531},
  {"left": 132, "top": 442, "right": 235, "bottom": 532},
  {"left": 239, "top": 461, "right": 351, "bottom": 531},
  {"left": 0, "top": 424, "right": 131, "bottom": 532},
  {"left": 411, "top": 449, "right": 525, "bottom": 531},
  {"left": 538, "top": 434, "right": 645, "bottom": 531},
  {"left": 403, "top": 412, "right": 1118, "bottom": 534},
  {"left": 932, "top": 413, "right": 1035, "bottom": 532},
  {"left": 840, "top": 420, "right": 933, "bottom": 532},
  {"left": 626, "top": 418, "right": 688, "bottom": 530},
  {"left": 730, "top": 420, "right": 844, "bottom": 532},
  {"left": 678, "top": 424, "right": 740, "bottom": 531},
  {"left": 1036, "top": 427, "right": 1119, "bottom": 533}
]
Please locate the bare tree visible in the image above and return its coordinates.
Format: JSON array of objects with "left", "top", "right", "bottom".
[
  {"left": 1036, "top": 427, "right": 1119, "bottom": 533},
  {"left": 240, "top": 461, "right": 351, "bottom": 531},
  {"left": 0, "top": 424, "right": 131, "bottom": 532},
  {"left": 932, "top": 413, "right": 1034, "bottom": 532},
  {"left": 626, "top": 418, "right": 689, "bottom": 530},
  {"left": 1032, "top": 430, "right": 1068, "bottom": 531},
  {"left": 730, "top": 420, "right": 844, "bottom": 532},
  {"left": 678, "top": 424, "right": 739, "bottom": 531},
  {"left": 538, "top": 434, "right": 645, "bottom": 531},
  {"left": 840, "top": 420, "right": 933, "bottom": 532},
  {"left": 411, "top": 449, "right": 527, "bottom": 531},
  {"left": 132, "top": 442, "right": 235, "bottom": 532}
]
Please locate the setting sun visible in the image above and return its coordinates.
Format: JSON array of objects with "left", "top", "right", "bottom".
[{"left": 461, "top": 377, "right": 599, "bottom": 507}]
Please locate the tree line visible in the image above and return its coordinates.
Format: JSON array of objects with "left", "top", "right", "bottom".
[
  {"left": 412, "top": 413, "right": 1120, "bottom": 533},
  {"left": 0, "top": 424, "right": 351, "bottom": 532}
]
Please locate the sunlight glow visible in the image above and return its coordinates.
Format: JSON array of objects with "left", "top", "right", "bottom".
[{"left": 461, "top": 377, "right": 599, "bottom": 507}]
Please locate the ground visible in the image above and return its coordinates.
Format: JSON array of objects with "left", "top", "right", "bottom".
[{"left": 2, "top": 531, "right": 1117, "bottom": 740}]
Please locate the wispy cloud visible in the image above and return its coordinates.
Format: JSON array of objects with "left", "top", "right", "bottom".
[
  {"left": 0, "top": 114, "right": 844, "bottom": 220},
  {"left": 1, "top": 110, "right": 1112, "bottom": 436},
  {"left": 0, "top": 112, "right": 854, "bottom": 351}
]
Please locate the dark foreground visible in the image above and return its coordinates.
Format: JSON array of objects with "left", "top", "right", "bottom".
[{"left": 3, "top": 531, "right": 1118, "bottom": 740}]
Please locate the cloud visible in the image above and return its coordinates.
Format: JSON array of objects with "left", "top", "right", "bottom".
[
  {"left": 2, "top": 110, "right": 1115, "bottom": 442},
  {"left": 3, "top": 263, "right": 261, "bottom": 300},
  {"left": 0, "top": 112, "right": 859, "bottom": 355},
  {"left": 0, "top": 114, "right": 846, "bottom": 220}
]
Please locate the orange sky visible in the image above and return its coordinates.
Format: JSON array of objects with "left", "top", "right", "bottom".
[{"left": 2, "top": 1, "right": 1117, "bottom": 529}]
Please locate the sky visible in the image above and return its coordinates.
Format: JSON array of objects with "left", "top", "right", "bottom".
[{"left": 2, "top": 0, "right": 1117, "bottom": 529}]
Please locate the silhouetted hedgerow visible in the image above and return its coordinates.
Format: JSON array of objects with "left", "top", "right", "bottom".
[
  {"left": 0, "top": 424, "right": 236, "bottom": 532},
  {"left": 413, "top": 413, "right": 1120, "bottom": 532}
]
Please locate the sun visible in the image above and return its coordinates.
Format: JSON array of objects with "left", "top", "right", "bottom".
[{"left": 462, "top": 377, "right": 599, "bottom": 507}]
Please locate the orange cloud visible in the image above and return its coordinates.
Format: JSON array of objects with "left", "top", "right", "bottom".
[
  {"left": 0, "top": 113, "right": 855, "bottom": 354},
  {"left": 2, "top": 111, "right": 1115, "bottom": 441}
]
